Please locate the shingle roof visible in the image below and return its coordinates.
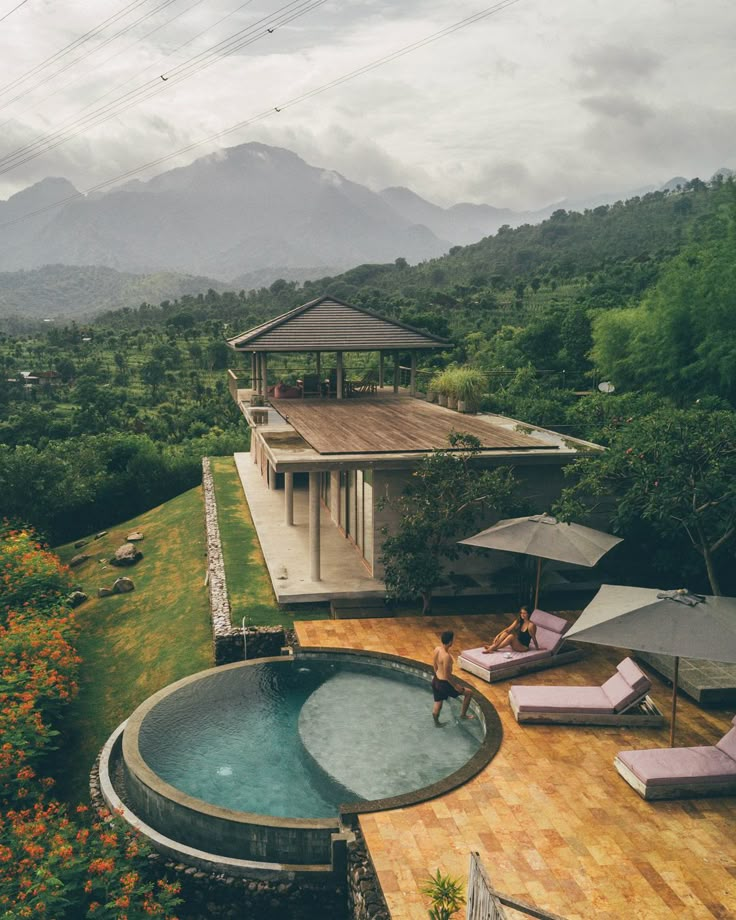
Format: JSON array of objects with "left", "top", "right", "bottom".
[{"left": 227, "top": 296, "right": 450, "bottom": 352}]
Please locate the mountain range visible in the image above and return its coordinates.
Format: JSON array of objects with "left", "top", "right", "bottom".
[{"left": 0, "top": 142, "right": 732, "bottom": 321}]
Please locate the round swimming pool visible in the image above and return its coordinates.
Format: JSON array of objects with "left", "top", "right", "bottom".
[{"left": 108, "top": 650, "right": 501, "bottom": 869}]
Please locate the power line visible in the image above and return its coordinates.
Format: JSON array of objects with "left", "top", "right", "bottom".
[
  {"left": 0, "top": 0, "right": 154, "bottom": 99},
  {"left": 0, "top": 0, "right": 524, "bottom": 230},
  {"left": 0, "top": 0, "right": 30, "bottom": 24},
  {"left": 0, "top": 0, "right": 326, "bottom": 174}
]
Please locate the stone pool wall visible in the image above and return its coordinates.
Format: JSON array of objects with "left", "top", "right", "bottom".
[
  {"left": 202, "top": 457, "right": 285, "bottom": 665},
  {"left": 347, "top": 826, "right": 390, "bottom": 920}
]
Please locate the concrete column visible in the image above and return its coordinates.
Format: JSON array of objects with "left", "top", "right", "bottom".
[
  {"left": 330, "top": 470, "right": 340, "bottom": 521},
  {"left": 309, "top": 472, "right": 321, "bottom": 581},
  {"left": 393, "top": 352, "right": 400, "bottom": 393},
  {"left": 285, "top": 472, "right": 294, "bottom": 525},
  {"left": 410, "top": 352, "right": 417, "bottom": 396},
  {"left": 336, "top": 351, "right": 344, "bottom": 400},
  {"left": 379, "top": 351, "right": 384, "bottom": 388},
  {"left": 262, "top": 353, "right": 269, "bottom": 397}
]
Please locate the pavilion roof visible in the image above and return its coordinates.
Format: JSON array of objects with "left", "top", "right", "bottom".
[{"left": 226, "top": 295, "right": 450, "bottom": 352}]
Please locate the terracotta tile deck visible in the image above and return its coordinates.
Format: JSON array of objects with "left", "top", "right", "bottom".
[{"left": 295, "top": 614, "right": 736, "bottom": 920}]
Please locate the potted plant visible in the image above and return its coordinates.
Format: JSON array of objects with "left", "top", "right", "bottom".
[
  {"left": 454, "top": 367, "right": 487, "bottom": 413},
  {"left": 443, "top": 368, "right": 460, "bottom": 410},
  {"left": 432, "top": 371, "right": 450, "bottom": 407}
]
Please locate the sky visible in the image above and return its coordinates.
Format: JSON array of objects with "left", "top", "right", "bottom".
[{"left": 0, "top": 0, "right": 734, "bottom": 210}]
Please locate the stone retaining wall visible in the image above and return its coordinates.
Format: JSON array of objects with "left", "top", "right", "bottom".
[
  {"left": 347, "top": 826, "right": 391, "bottom": 920},
  {"left": 202, "top": 457, "right": 285, "bottom": 664}
]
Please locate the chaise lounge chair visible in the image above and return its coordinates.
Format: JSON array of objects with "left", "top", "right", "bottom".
[
  {"left": 458, "top": 609, "right": 583, "bottom": 683},
  {"left": 508, "top": 657, "right": 665, "bottom": 726},
  {"left": 614, "top": 715, "right": 736, "bottom": 800}
]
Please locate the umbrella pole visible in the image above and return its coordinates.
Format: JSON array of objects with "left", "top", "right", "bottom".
[
  {"left": 533, "top": 557, "right": 542, "bottom": 610},
  {"left": 669, "top": 656, "right": 679, "bottom": 748}
]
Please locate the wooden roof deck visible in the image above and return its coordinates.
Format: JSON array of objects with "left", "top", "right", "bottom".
[{"left": 270, "top": 397, "right": 556, "bottom": 455}]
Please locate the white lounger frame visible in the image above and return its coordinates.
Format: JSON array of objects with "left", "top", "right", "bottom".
[
  {"left": 509, "top": 691, "right": 665, "bottom": 727},
  {"left": 614, "top": 756, "right": 736, "bottom": 800}
]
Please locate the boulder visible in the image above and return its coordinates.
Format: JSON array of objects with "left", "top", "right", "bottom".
[
  {"left": 74, "top": 540, "right": 88, "bottom": 549},
  {"left": 67, "top": 591, "right": 88, "bottom": 607},
  {"left": 97, "top": 587, "right": 114, "bottom": 598},
  {"left": 126, "top": 532, "right": 144, "bottom": 542},
  {"left": 70, "top": 553, "right": 90, "bottom": 568},
  {"left": 110, "top": 543, "right": 143, "bottom": 567},
  {"left": 94, "top": 531, "right": 108, "bottom": 540},
  {"left": 112, "top": 577, "right": 135, "bottom": 594}
]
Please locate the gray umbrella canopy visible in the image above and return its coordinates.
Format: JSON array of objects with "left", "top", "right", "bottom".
[
  {"left": 459, "top": 514, "right": 623, "bottom": 607},
  {"left": 565, "top": 585, "right": 736, "bottom": 663},
  {"left": 566, "top": 585, "right": 736, "bottom": 745}
]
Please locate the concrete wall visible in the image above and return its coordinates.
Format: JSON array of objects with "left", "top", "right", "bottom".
[{"left": 373, "top": 460, "right": 580, "bottom": 591}]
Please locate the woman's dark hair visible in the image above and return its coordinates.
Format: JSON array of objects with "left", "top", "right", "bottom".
[{"left": 441, "top": 630, "right": 454, "bottom": 645}]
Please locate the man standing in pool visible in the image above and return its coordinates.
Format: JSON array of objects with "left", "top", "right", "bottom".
[{"left": 432, "top": 630, "right": 474, "bottom": 725}]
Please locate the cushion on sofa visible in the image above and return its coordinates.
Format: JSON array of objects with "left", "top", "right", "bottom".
[
  {"left": 617, "top": 746, "right": 736, "bottom": 787},
  {"left": 601, "top": 672, "right": 646, "bottom": 712},
  {"left": 616, "top": 658, "right": 650, "bottom": 694},
  {"left": 510, "top": 685, "right": 612, "bottom": 714},
  {"left": 530, "top": 609, "right": 569, "bottom": 634}
]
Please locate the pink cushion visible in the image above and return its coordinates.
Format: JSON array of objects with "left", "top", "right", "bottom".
[
  {"left": 618, "top": 747, "right": 736, "bottom": 787},
  {"left": 716, "top": 726, "right": 736, "bottom": 761},
  {"left": 530, "top": 609, "right": 569, "bottom": 634},
  {"left": 616, "top": 658, "right": 650, "bottom": 693},
  {"left": 601, "top": 672, "right": 646, "bottom": 712},
  {"left": 460, "top": 645, "right": 552, "bottom": 671},
  {"left": 510, "top": 685, "right": 612, "bottom": 714}
]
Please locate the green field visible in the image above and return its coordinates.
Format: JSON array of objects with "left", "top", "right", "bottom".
[{"left": 53, "top": 486, "right": 213, "bottom": 802}]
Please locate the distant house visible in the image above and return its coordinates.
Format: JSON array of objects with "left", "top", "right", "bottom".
[
  {"left": 33, "top": 370, "right": 62, "bottom": 387},
  {"left": 226, "top": 296, "right": 602, "bottom": 604}
]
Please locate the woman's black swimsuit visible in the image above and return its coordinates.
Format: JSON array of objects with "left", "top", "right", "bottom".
[{"left": 517, "top": 627, "right": 532, "bottom": 649}]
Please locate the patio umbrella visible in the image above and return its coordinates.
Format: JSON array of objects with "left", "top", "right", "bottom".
[
  {"left": 565, "top": 585, "right": 736, "bottom": 746},
  {"left": 459, "top": 514, "right": 623, "bottom": 609}
]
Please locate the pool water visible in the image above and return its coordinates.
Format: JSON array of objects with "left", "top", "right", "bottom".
[{"left": 138, "top": 659, "right": 483, "bottom": 819}]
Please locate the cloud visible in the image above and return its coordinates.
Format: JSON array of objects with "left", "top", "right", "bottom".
[
  {"left": 580, "top": 94, "right": 656, "bottom": 126},
  {"left": 572, "top": 44, "right": 663, "bottom": 88}
]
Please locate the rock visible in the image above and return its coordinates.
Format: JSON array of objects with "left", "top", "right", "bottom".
[
  {"left": 74, "top": 539, "right": 88, "bottom": 549},
  {"left": 110, "top": 543, "right": 143, "bottom": 567},
  {"left": 67, "top": 590, "right": 88, "bottom": 607},
  {"left": 97, "top": 587, "right": 114, "bottom": 598},
  {"left": 112, "top": 577, "right": 135, "bottom": 594},
  {"left": 126, "top": 532, "right": 144, "bottom": 542},
  {"left": 70, "top": 553, "right": 90, "bottom": 568},
  {"left": 94, "top": 531, "right": 107, "bottom": 540}
]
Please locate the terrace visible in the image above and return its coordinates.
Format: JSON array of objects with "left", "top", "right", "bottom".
[{"left": 296, "top": 613, "right": 736, "bottom": 920}]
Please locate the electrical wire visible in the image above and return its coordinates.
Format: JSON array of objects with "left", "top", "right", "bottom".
[
  {"left": 0, "top": 0, "right": 524, "bottom": 230},
  {"left": 0, "top": 0, "right": 31, "bottom": 24},
  {"left": 0, "top": 0, "right": 327, "bottom": 174}
]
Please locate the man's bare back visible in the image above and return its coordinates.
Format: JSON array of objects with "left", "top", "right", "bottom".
[{"left": 433, "top": 644, "right": 454, "bottom": 681}]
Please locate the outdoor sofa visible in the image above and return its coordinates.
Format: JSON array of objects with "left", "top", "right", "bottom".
[
  {"left": 614, "top": 715, "right": 736, "bottom": 800},
  {"left": 508, "top": 657, "right": 665, "bottom": 726},
  {"left": 458, "top": 608, "right": 583, "bottom": 683}
]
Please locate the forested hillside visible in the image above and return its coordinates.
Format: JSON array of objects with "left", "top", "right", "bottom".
[{"left": 2, "top": 175, "right": 735, "bottom": 593}]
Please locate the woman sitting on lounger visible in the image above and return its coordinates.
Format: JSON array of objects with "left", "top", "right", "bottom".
[{"left": 483, "top": 606, "right": 539, "bottom": 653}]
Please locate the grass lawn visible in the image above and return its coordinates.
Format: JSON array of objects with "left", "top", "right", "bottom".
[
  {"left": 209, "top": 455, "right": 330, "bottom": 626},
  {"left": 53, "top": 486, "right": 213, "bottom": 803}
]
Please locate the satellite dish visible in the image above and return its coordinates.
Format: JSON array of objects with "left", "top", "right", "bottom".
[{"left": 598, "top": 381, "right": 615, "bottom": 394}]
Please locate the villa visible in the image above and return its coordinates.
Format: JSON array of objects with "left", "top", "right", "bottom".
[{"left": 227, "top": 296, "right": 603, "bottom": 605}]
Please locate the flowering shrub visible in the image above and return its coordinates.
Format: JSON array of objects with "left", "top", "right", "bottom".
[
  {"left": 0, "top": 800, "right": 181, "bottom": 919},
  {"left": 1, "top": 526, "right": 74, "bottom": 618},
  {"left": 0, "top": 606, "right": 81, "bottom": 799},
  {"left": 0, "top": 529, "right": 181, "bottom": 919}
]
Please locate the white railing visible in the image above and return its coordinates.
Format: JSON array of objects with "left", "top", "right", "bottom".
[{"left": 467, "top": 853, "right": 567, "bottom": 920}]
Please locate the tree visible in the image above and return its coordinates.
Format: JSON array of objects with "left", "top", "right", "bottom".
[
  {"left": 554, "top": 408, "right": 736, "bottom": 595},
  {"left": 140, "top": 359, "right": 166, "bottom": 399},
  {"left": 379, "top": 433, "right": 515, "bottom": 613}
]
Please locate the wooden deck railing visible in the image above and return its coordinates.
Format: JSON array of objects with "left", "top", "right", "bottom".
[{"left": 466, "top": 852, "right": 567, "bottom": 920}]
